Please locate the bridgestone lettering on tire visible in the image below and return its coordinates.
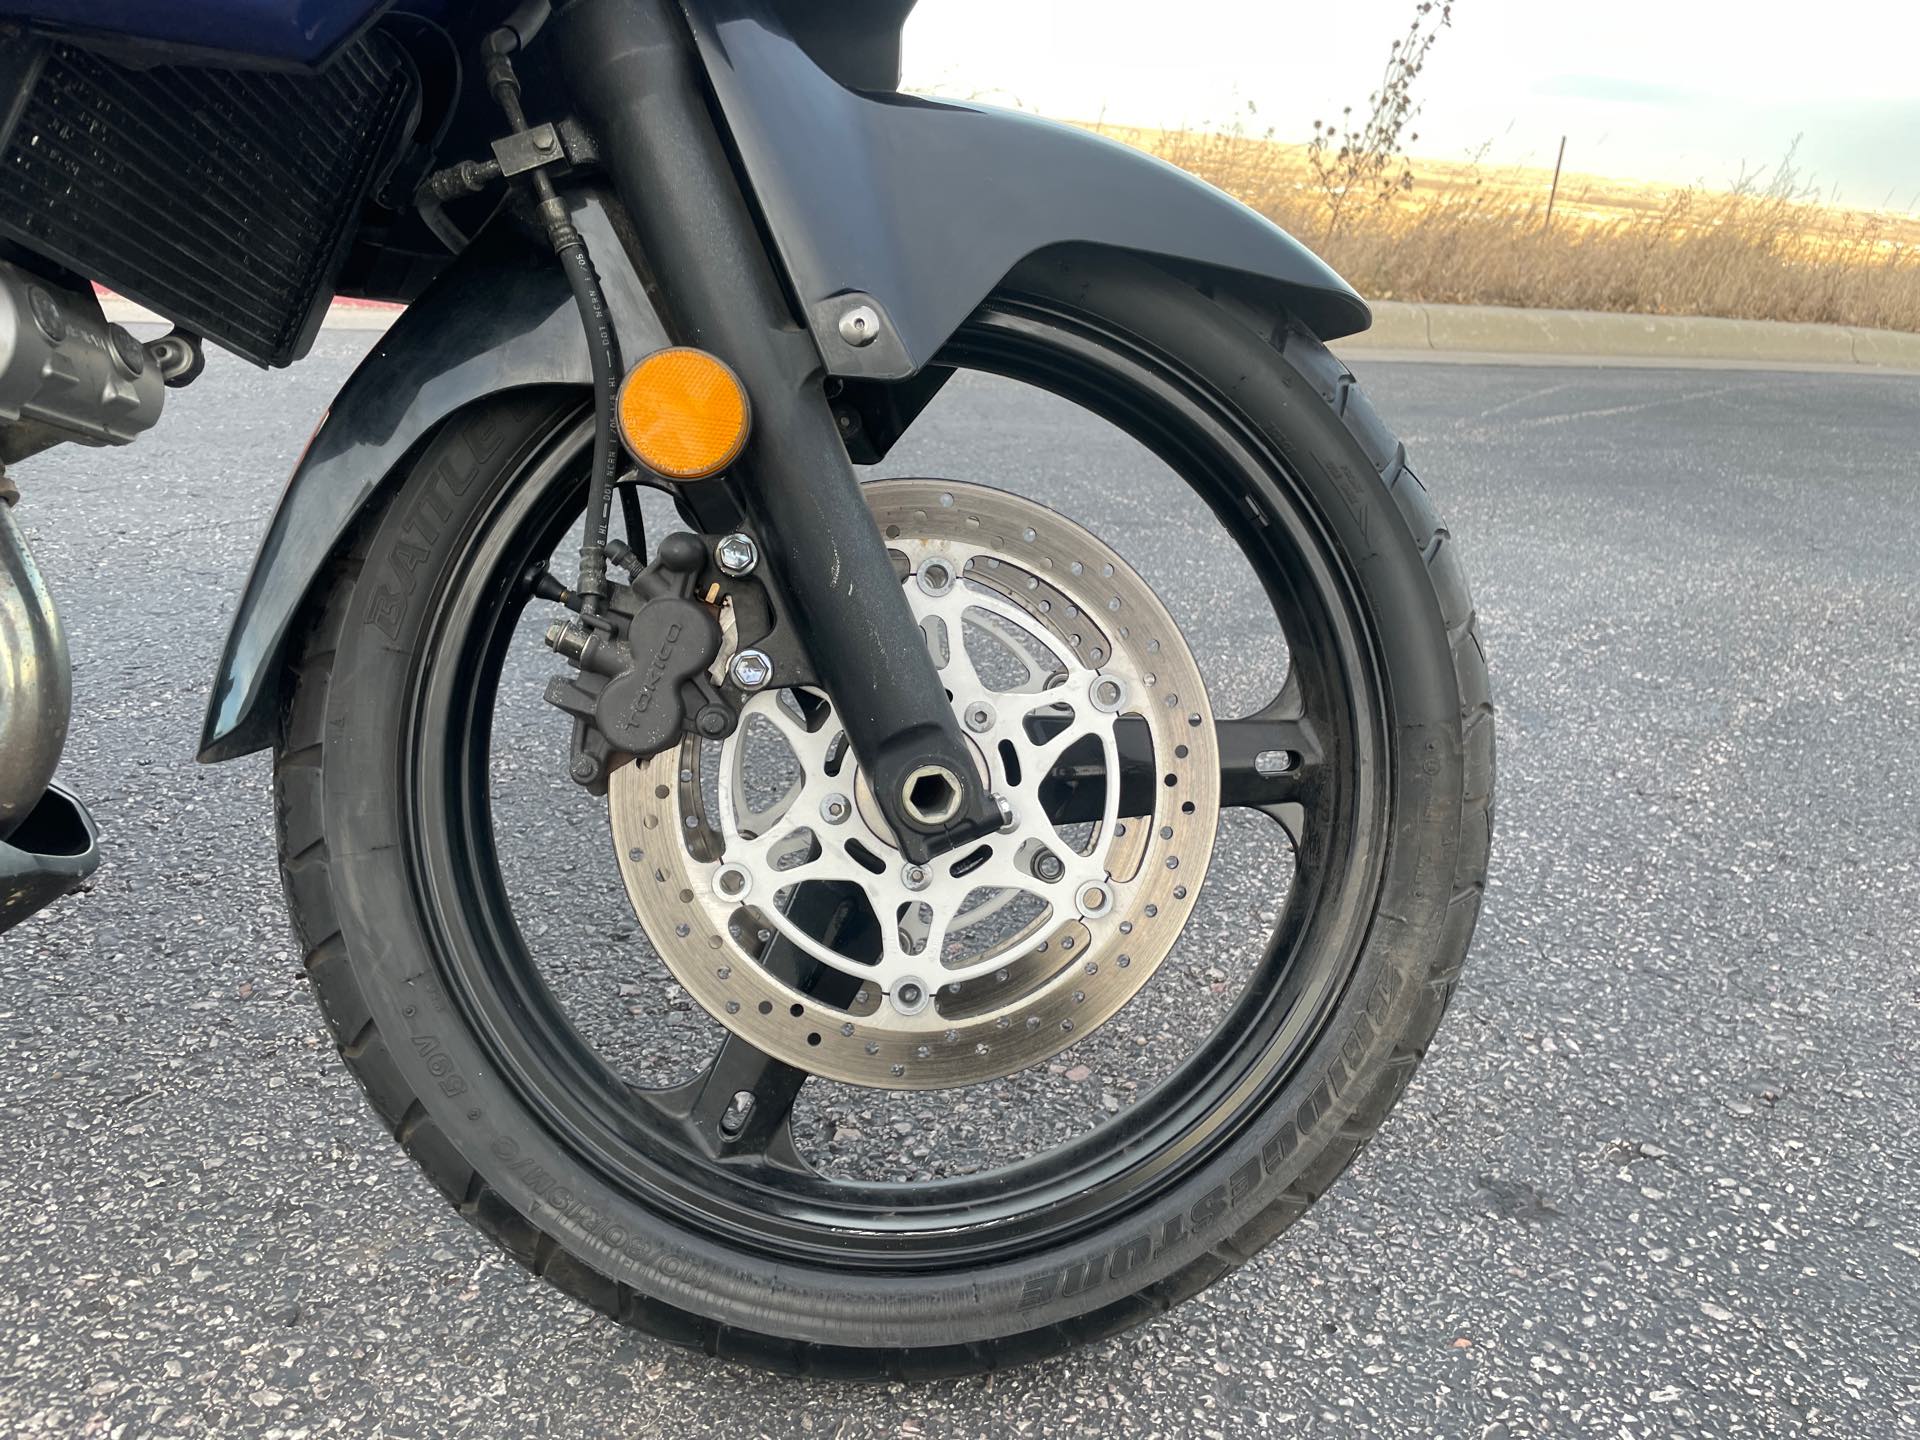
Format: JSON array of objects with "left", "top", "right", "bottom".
[{"left": 273, "top": 251, "right": 1493, "bottom": 1377}]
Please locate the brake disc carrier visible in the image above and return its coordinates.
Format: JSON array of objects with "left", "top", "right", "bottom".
[{"left": 609, "top": 480, "right": 1218, "bottom": 1088}]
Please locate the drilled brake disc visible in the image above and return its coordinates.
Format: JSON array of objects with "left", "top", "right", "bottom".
[{"left": 608, "top": 480, "right": 1218, "bottom": 1089}]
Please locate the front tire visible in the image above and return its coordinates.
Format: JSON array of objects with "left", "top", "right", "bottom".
[{"left": 274, "top": 252, "right": 1491, "bottom": 1375}]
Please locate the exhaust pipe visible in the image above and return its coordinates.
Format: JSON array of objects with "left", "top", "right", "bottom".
[
  {"left": 0, "top": 486, "right": 98, "bottom": 932},
  {"left": 0, "top": 496, "right": 70, "bottom": 834},
  {"left": 0, "top": 781, "right": 98, "bottom": 931}
]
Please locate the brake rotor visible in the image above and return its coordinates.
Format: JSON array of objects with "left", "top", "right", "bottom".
[{"left": 608, "top": 480, "right": 1218, "bottom": 1089}]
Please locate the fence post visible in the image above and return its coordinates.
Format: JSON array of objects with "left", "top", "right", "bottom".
[{"left": 1545, "top": 135, "right": 1567, "bottom": 229}]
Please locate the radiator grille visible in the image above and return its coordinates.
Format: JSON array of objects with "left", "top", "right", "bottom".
[{"left": 0, "top": 36, "right": 414, "bottom": 366}]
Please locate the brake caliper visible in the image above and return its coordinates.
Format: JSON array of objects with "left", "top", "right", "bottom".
[{"left": 541, "top": 531, "right": 734, "bottom": 790}]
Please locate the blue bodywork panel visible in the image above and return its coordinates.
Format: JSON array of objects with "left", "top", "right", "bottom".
[{"left": 0, "top": 0, "right": 395, "bottom": 65}]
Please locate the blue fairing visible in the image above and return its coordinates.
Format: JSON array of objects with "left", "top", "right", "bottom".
[{"left": 0, "top": 0, "right": 395, "bottom": 65}]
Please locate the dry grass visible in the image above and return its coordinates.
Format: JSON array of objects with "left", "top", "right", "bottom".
[{"left": 1089, "top": 121, "right": 1920, "bottom": 333}]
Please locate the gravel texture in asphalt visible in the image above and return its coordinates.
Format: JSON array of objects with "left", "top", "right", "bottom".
[{"left": 3, "top": 336, "right": 1917, "bottom": 1436}]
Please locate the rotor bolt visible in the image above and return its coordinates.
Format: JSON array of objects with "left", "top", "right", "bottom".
[
  {"left": 728, "top": 648, "right": 774, "bottom": 691},
  {"left": 715, "top": 532, "right": 759, "bottom": 577},
  {"left": 1077, "top": 881, "right": 1113, "bottom": 916},
  {"left": 916, "top": 558, "right": 956, "bottom": 597},
  {"left": 891, "top": 978, "right": 930, "bottom": 1014},
  {"left": 714, "top": 864, "right": 751, "bottom": 900},
  {"left": 964, "top": 701, "right": 996, "bottom": 733},
  {"left": 1033, "top": 850, "right": 1066, "bottom": 884},
  {"left": 820, "top": 793, "right": 852, "bottom": 825},
  {"left": 1090, "top": 676, "right": 1126, "bottom": 712},
  {"left": 901, "top": 862, "right": 931, "bottom": 892}
]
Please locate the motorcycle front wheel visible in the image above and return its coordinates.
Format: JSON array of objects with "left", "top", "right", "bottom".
[{"left": 273, "top": 249, "right": 1492, "bottom": 1375}]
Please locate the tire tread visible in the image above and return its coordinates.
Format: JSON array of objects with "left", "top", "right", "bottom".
[{"left": 269, "top": 297, "right": 1491, "bottom": 1379}]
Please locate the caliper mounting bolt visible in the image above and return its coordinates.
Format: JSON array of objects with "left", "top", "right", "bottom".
[
  {"left": 715, "top": 532, "right": 759, "bottom": 577},
  {"left": 728, "top": 648, "right": 774, "bottom": 691}
]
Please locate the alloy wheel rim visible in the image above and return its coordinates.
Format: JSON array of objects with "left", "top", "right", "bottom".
[{"left": 406, "top": 295, "right": 1391, "bottom": 1266}]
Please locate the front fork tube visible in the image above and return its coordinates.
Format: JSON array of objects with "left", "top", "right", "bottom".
[{"left": 552, "top": 0, "right": 1000, "bottom": 860}]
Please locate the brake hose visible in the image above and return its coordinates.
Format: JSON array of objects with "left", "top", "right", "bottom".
[{"left": 483, "top": 24, "right": 620, "bottom": 614}]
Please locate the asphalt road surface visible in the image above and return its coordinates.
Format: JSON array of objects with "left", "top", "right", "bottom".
[{"left": 5, "top": 335, "right": 1918, "bottom": 1438}]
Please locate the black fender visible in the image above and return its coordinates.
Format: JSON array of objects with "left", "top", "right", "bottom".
[
  {"left": 196, "top": 195, "right": 667, "bottom": 762},
  {"left": 686, "top": 0, "right": 1370, "bottom": 381},
  {"left": 201, "top": 14, "right": 1367, "bottom": 762}
]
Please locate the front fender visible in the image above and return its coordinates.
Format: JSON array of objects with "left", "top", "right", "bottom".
[
  {"left": 687, "top": 1, "right": 1370, "bottom": 381},
  {"left": 197, "top": 194, "right": 667, "bottom": 762}
]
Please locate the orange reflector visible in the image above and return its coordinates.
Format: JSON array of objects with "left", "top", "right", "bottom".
[{"left": 615, "top": 347, "right": 751, "bottom": 480}]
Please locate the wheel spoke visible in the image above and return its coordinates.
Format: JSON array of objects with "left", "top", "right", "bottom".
[
  {"left": 1034, "top": 708, "right": 1322, "bottom": 825},
  {"left": 651, "top": 1023, "right": 815, "bottom": 1168},
  {"left": 637, "top": 881, "right": 870, "bottom": 1169},
  {"left": 1217, "top": 714, "right": 1322, "bottom": 808}
]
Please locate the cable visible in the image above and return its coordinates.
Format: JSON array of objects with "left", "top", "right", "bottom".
[{"left": 484, "top": 24, "right": 620, "bottom": 612}]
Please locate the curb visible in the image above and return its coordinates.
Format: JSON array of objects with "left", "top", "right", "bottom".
[
  {"left": 1337, "top": 300, "right": 1920, "bottom": 373},
  {"left": 105, "top": 295, "right": 1920, "bottom": 374},
  {"left": 102, "top": 296, "right": 399, "bottom": 332}
]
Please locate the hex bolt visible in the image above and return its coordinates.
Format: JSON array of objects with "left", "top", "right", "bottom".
[
  {"left": 715, "top": 532, "right": 758, "bottom": 577},
  {"left": 545, "top": 619, "right": 590, "bottom": 662},
  {"left": 993, "top": 793, "right": 1016, "bottom": 831},
  {"left": 729, "top": 648, "right": 774, "bottom": 690},
  {"left": 1033, "top": 850, "right": 1066, "bottom": 884},
  {"left": 964, "top": 701, "right": 996, "bottom": 733},
  {"left": 916, "top": 558, "right": 955, "bottom": 596},
  {"left": 107, "top": 323, "right": 146, "bottom": 378},
  {"left": 26, "top": 287, "right": 64, "bottom": 342},
  {"left": 901, "top": 862, "right": 931, "bottom": 892},
  {"left": 570, "top": 756, "right": 598, "bottom": 783},
  {"left": 838, "top": 303, "right": 880, "bottom": 348},
  {"left": 819, "top": 793, "right": 852, "bottom": 825}
]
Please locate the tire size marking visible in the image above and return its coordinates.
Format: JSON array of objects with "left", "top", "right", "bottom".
[
  {"left": 1018, "top": 965, "right": 1401, "bottom": 1311},
  {"left": 404, "top": 979, "right": 470, "bottom": 1099},
  {"left": 366, "top": 410, "right": 505, "bottom": 641}
]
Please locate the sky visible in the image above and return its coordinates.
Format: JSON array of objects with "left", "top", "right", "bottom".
[{"left": 900, "top": 0, "right": 1920, "bottom": 211}]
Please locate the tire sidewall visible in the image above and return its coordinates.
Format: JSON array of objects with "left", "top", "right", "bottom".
[{"left": 311, "top": 256, "right": 1471, "bottom": 1351}]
